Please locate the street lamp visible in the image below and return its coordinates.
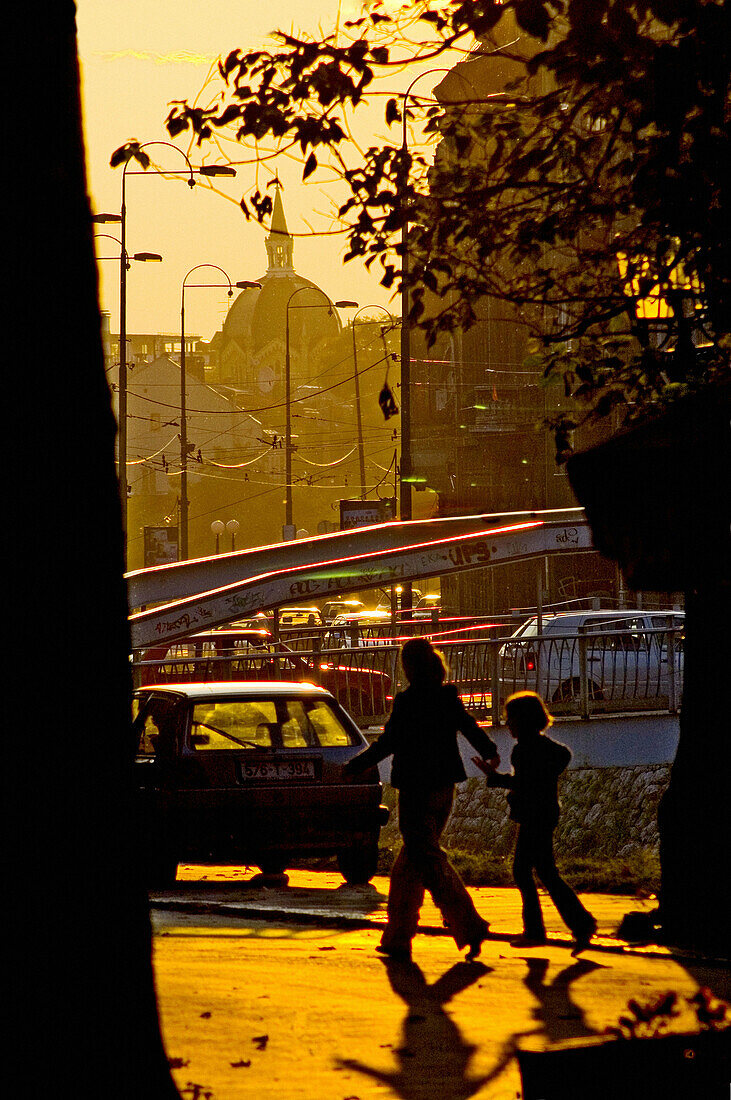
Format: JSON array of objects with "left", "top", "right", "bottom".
[
  {"left": 396, "top": 72, "right": 517, "bottom": 617},
  {"left": 180, "top": 267, "right": 261, "bottom": 558},
  {"left": 211, "top": 518, "right": 240, "bottom": 554},
  {"left": 226, "top": 518, "right": 240, "bottom": 551},
  {"left": 398, "top": 68, "right": 457, "bottom": 531},
  {"left": 283, "top": 289, "right": 357, "bottom": 540},
  {"left": 93, "top": 229, "right": 162, "bottom": 510},
  {"left": 107, "top": 141, "right": 237, "bottom": 554},
  {"left": 350, "top": 306, "right": 399, "bottom": 498},
  {"left": 211, "top": 519, "right": 225, "bottom": 554},
  {"left": 93, "top": 232, "right": 163, "bottom": 268}
]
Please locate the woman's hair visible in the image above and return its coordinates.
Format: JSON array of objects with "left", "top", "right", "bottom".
[
  {"left": 503, "top": 691, "right": 553, "bottom": 732},
  {"left": 400, "top": 637, "right": 448, "bottom": 685}
]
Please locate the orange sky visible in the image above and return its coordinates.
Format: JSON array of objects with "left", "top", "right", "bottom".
[{"left": 76, "top": 1, "right": 401, "bottom": 341}]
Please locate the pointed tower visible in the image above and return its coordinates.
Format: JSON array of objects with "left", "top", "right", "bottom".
[{"left": 265, "top": 186, "right": 294, "bottom": 273}]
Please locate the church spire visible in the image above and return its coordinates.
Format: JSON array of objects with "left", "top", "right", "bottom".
[{"left": 265, "top": 185, "right": 294, "bottom": 272}]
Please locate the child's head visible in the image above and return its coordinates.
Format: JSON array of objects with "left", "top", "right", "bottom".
[
  {"left": 400, "top": 637, "right": 447, "bottom": 686},
  {"left": 503, "top": 691, "right": 553, "bottom": 738}
]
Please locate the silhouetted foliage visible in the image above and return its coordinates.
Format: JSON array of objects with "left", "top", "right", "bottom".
[{"left": 166, "top": 0, "right": 730, "bottom": 444}]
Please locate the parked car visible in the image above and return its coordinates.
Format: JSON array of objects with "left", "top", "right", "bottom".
[
  {"left": 321, "top": 599, "right": 365, "bottom": 625},
  {"left": 134, "top": 627, "right": 392, "bottom": 723},
  {"left": 323, "top": 609, "right": 394, "bottom": 648},
  {"left": 376, "top": 585, "right": 424, "bottom": 613},
  {"left": 133, "top": 681, "right": 389, "bottom": 886},
  {"left": 413, "top": 594, "right": 442, "bottom": 619},
  {"left": 499, "top": 610, "right": 684, "bottom": 706},
  {"left": 277, "top": 606, "right": 323, "bottom": 627},
  {"left": 230, "top": 611, "right": 274, "bottom": 629}
]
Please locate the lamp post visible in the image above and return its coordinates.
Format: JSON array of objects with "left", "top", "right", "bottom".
[
  {"left": 210, "top": 519, "right": 240, "bottom": 553},
  {"left": 398, "top": 68, "right": 456, "bottom": 532},
  {"left": 180, "top": 267, "right": 261, "bottom": 559},
  {"left": 350, "top": 306, "right": 398, "bottom": 498},
  {"left": 226, "top": 518, "right": 240, "bottom": 551},
  {"left": 92, "top": 226, "right": 161, "bottom": 520},
  {"left": 104, "top": 144, "right": 236, "bottom": 552},
  {"left": 211, "top": 519, "right": 225, "bottom": 554},
  {"left": 283, "top": 289, "right": 357, "bottom": 540}
]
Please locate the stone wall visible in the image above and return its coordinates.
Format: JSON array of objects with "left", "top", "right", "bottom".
[{"left": 380, "top": 765, "right": 671, "bottom": 860}]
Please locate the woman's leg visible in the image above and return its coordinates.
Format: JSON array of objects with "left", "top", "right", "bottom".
[
  {"left": 402, "top": 786, "right": 488, "bottom": 951},
  {"left": 380, "top": 841, "right": 425, "bottom": 952}
]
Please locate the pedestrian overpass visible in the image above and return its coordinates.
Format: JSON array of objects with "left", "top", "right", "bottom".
[{"left": 128, "top": 508, "right": 594, "bottom": 650}]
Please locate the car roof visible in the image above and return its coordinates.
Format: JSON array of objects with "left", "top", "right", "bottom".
[
  {"left": 331, "top": 610, "right": 391, "bottom": 622},
  {"left": 135, "top": 681, "right": 331, "bottom": 699},
  {"left": 515, "top": 609, "right": 684, "bottom": 632},
  {"left": 194, "top": 628, "right": 271, "bottom": 637},
  {"left": 541, "top": 610, "right": 683, "bottom": 620}
]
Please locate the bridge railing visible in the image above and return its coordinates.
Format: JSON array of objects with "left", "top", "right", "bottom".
[{"left": 133, "top": 626, "right": 683, "bottom": 727}]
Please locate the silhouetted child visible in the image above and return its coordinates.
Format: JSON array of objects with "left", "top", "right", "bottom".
[{"left": 473, "top": 691, "right": 596, "bottom": 951}]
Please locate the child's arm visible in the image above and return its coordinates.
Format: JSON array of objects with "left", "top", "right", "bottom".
[{"left": 471, "top": 755, "right": 513, "bottom": 787}]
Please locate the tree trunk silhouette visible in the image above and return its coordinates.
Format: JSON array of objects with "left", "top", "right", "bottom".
[
  {"left": 8, "top": 4, "right": 179, "bottom": 1095},
  {"left": 568, "top": 388, "right": 731, "bottom": 956}
]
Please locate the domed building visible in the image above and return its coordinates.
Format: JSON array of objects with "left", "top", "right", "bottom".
[
  {"left": 211, "top": 186, "right": 344, "bottom": 407},
  {"left": 201, "top": 187, "right": 368, "bottom": 543}
]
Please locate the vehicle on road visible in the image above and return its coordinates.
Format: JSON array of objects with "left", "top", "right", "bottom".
[
  {"left": 413, "top": 594, "right": 442, "bottom": 618},
  {"left": 323, "top": 609, "right": 394, "bottom": 648},
  {"left": 499, "top": 610, "right": 684, "bottom": 707},
  {"left": 134, "top": 627, "right": 392, "bottom": 724},
  {"left": 321, "top": 598, "right": 365, "bottom": 625},
  {"left": 376, "top": 585, "right": 424, "bottom": 612},
  {"left": 277, "top": 606, "right": 324, "bottom": 627},
  {"left": 133, "top": 681, "right": 389, "bottom": 887}
]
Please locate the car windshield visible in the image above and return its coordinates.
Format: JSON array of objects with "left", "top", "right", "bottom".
[{"left": 189, "top": 696, "right": 359, "bottom": 750}]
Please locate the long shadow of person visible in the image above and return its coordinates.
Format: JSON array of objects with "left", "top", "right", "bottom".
[
  {"left": 521, "top": 955, "right": 608, "bottom": 1044},
  {"left": 449, "top": 955, "right": 610, "bottom": 1092},
  {"left": 336, "top": 958, "right": 493, "bottom": 1099}
]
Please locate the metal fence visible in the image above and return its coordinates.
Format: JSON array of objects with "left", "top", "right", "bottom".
[{"left": 133, "top": 625, "right": 683, "bottom": 728}]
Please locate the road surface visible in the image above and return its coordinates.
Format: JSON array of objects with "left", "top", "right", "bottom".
[{"left": 151, "top": 870, "right": 730, "bottom": 1099}]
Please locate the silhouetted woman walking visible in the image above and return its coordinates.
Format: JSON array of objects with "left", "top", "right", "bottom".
[{"left": 344, "top": 638, "right": 499, "bottom": 961}]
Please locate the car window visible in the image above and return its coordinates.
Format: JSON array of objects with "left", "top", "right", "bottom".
[
  {"left": 191, "top": 700, "right": 278, "bottom": 750},
  {"left": 188, "top": 696, "right": 358, "bottom": 750},
  {"left": 134, "top": 694, "right": 181, "bottom": 757},
  {"left": 282, "top": 699, "right": 357, "bottom": 747},
  {"left": 303, "top": 700, "right": 356, "bottom": 746}
]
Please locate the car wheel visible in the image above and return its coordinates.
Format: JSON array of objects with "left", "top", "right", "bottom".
[
  {"left": 553, "top": 678, "right": 604, "bottom": 702},
  {"left": 146, "top": 850, "right": 178, "bottom": 889},
  {"left": 257, "top": 857, "right": 288, "bottom": 875},
  {"left": 337, "top": 840, "right": 379, "bottom": 885}
]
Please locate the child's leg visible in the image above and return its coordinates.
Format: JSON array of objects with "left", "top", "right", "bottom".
[
  {"left": 531, "top": 827, "right": 595, "bottom": 937},
  {"left": 513, "top": 826, "right": 546, "bottom": 940}
]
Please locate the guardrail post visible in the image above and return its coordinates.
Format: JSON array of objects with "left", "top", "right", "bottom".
[
  {"left": 578, "top": 626, "right": 590, "bottom": 719},
  {"left": 491, "top": 639, "right": 501, "bottom": 728},
  {"left": 667, "top": 628, "right": 678, "bottom": 715}
]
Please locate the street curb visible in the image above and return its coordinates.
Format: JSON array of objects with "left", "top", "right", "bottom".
[{"left": 149, "top": 899, "right": 730, "bottom": 966}]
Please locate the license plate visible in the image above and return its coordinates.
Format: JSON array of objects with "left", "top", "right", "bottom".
[{"left": 238, "top": 760, "right": 317, "bottom": 781}]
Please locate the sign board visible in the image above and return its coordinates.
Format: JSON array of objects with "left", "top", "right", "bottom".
[
  {"left": 339, "top": 498, "right": 397, "bottom": 529},
  {"left": 144, "top": 526, "right": 179, "bottom": 566}
]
